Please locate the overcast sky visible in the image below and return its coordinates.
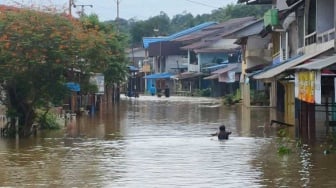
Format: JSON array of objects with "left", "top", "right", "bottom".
[{"left": 3, "top": 0, "right": 237, "bottom": 21}]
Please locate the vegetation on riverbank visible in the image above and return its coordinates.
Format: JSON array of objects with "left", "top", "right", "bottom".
[
  {"left": 223, "top": 89, "right": 241, "bottom": 105},
  {"left": 0, "top": 8, "right": 128, "bottom": 137}
]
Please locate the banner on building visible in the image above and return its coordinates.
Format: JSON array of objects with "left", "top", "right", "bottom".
[
  {"left": 90, "top": 73, "right": 105, "bottom": 95},
  {"left": 315, "top": 71, "right": 321, "bottom": 104},
  {"left": 142, "top": 64, "right": 151, "bottom": 73},
  {"left": 219, "top": 71, "right": 236, "bottom": 83},
  {"left": 296, "top": 71, "right": 316, "bottom": 103}
]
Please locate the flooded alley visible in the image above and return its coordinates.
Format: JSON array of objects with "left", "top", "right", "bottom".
[{"left": 0, "top": 96, "right": 335, "bottom": 187}]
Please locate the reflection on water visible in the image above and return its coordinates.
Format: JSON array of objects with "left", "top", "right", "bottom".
[{"left": 0, "top": 96, "right": 335, "bottom": 187}]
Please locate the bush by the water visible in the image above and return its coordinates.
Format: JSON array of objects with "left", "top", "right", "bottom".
[
  {"left": 193, "top": 88, "right": 212, "bottom": 97},
  {"left": 37, "top": 111, "right": 61, "bottom": 130}
]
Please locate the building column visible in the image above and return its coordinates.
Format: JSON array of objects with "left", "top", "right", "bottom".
[{"left": 270, "top": 79, "right": 277, "bottom": 107}]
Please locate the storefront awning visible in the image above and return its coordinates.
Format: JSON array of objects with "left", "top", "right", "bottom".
[
  {"left": 65, "top": 82, "right": 80, "bottom": 92},
  {"left": 212, "top": 63, "right": 239, "bottom": 74},
  {"left": 203, "top": 74, "right": 219, "bottom": 80},
  {"left": 172, "top": 72, "right": 204, "bottom": 80},
  {"left": 245, "top": 64, "right": 268, "bottom": 73},
  {"left": 253, "top": 45, "right": 333, "bottom": 80},
  {"left": 204, "top": 64, "right": 240, "bottom": 80},
  {"left": 202, "top": 63, "right": 228, "bottom": 72},
  {"left": 291, "top": 55, "right": 336, "bottom": 70},
  {"left": 143, "top": 72, "right": 173, "bottom": 79}
]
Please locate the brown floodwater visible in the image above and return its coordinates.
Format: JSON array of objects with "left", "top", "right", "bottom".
[{"left": 0, "top": 95, "right": 335, "bottom": 187}]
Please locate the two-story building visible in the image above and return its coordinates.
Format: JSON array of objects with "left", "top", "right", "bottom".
[
  {"left": 172, "top": 17, "right": 258, "bottom": 97},
  {"left": 142, "top": 22, "right": 217, "bottom": 94},
  {"left": 240, "top": 0, "right": 336, "bottom": 140}
]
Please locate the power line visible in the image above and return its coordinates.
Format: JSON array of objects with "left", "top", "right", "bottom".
[{"left": 184, "top": 0, "right": 221, "bottom": 9}]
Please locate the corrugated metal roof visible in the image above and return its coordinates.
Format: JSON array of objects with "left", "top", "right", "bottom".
[
  {"left": 203, "top": 64, "right": 240, "bottom": 80},
  {"left": 143, "top": 37, "right": 167, "bottom": 49},
  {"left": 194, "top": 48, "right": 239, "bottom": 53},
  {"left": 253, "top": 45, "right": 333, "bottom": 80},
  {"left": 229, "top": 19, "right": 264, "bottom": 38},
  {"left": 238, "top": 0, "right": 272, "bottom": 4},
  {"left": 291, "top": 55, "right": 336, "bottom": 70},
  {"left": 181, "top": 38, "right": 239, "bottom": 50},
  {"left": 142, "top": 22, "right": 216, "bottom": 49},
  {"left": 174, "top": 17, "right": 257, "bottom": 43},
  {"left": 143, "top": 72, "right": 173, "bottom": 79},
  {"left": 203, "top": 64, "right": 228, "bottom": 72},
  {"left": 172, "top": 72, "right": 204, "bottom": 80},
  {"left": 203, "top": 74, "right": 219, "bottom": 80},
  {"left": 213, "top": 63, "right": 239, "bottom": 74},
  {"left": 166, "top": 22, "right": 217, "bottom": 40}
]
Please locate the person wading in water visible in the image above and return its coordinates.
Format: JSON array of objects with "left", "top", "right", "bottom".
[{"left": 211, "top": 125, "right": 232, "bottom": 140}]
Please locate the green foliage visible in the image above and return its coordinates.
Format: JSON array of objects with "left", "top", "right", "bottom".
[
  {"left": 223, "top": 94, "right": 234, "bottom": 105},
  {"left": 37, "top": 111, "right": 61, "bottom": 130},
  {"left": 320, "top": 131, "right": 336, "bottom": 154},
  {"left": 278, "top": 145, "right": 292, "bottom": 155},
  {"left": 277, "top": 129, "right": 292, "bottom": 155},
  {"left": 122, "top": 4, "right": 271, "bottom": 46},
  {"left": 81, "top": 16, "right": 129, "bottom": 84},
  {"left": 251, "top": 89, "right": 269, "bottom": 105},
  {"left": 0, "top": 9, "right": 128, "bottom": 137},
  {"left": 81, "top": 82, "right": 98, "bottom": 94},
  {"left": 223, "top": 89, "right": 241, "bottom": 105},
  {"left": 193, "top": 88, "right": 212, "bottom": 97}
]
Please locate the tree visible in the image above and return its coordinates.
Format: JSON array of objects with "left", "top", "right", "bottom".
[
  {"left": 0, "top": 8, "right": 127, "bottom": 137},
  {"left": 171, "top": 12, "right": 195, "bottom": 32},
  {"left": 79, "top": 14, "right": 128, "bottom": 86},
  {"left": 125, "top": 4, "right": 270, "bottom": 46}
]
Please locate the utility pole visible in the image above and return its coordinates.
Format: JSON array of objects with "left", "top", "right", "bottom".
[
  {"left": 115, "top": 0, "right": 121, "bottom": 32},
  {"left": 74, "top": 4, "right": 93, "bottom": 17},
  {"left": 116, "top": 0, "right": 120, "bottom": 20},
  {"left": 69, "top": 0, "right": 93, "bottom": 18},
  {"left": 69, "top": 0, "right": 74, "bottom": 16}
]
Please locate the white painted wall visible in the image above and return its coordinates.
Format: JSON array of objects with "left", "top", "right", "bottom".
[
  {"left": 245, "top": 35, "right": 272, "bottom": 68},
  {"left": 212, "top": 39, "right": 240, "bottom": 49},
  {"left": 246, "top": 35, "right": 270, "bottom": 50},
  {"left": 165, "top": 55, "right": 188, "bottom": 73}
]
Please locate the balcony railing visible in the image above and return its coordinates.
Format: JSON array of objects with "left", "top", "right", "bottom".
[
  {"left": 317, "top": 29, "right": 335, "bottom": 44},
  {"left": 188, "top": 64, "right": 199, "bottom": 72},
  {"left": 305, "top": 32, "right": 316, "bottom": 46}
]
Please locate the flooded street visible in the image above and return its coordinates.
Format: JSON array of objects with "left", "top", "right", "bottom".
[{"left": 0, "top": 96, "right": 336, "bottom": 187}]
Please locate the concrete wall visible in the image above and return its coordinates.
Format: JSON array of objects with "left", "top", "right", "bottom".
[
  {"left": 316, "top": 0, "right": 334, "bottom": 33},
  {"left": 246, "top": 35, "right": 272, "bottom": 68},
  {"left": 165, "top": 55, "right": 188, "bottom": 73}
]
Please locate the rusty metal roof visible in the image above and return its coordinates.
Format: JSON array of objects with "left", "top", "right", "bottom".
[{"left": 173, "top": 17, "right": 257, "bottom": 43}]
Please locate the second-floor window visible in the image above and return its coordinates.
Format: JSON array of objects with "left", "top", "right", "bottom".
[{"left": 307, "top": 0, "right": 316, "bottom": 35}]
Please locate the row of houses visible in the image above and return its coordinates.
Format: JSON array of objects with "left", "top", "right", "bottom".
[
  {"left": 127, "top": 0, "right": 336, "bottom": 140},
  {"left": 128, "top": 17, "right": 254, "bottom": 98}
]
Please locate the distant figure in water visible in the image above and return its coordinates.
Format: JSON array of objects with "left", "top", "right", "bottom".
[
  {"left": 150, "top": 84, "right": 156, "bottom": 96},
  {"left": 212, "top": 125, "right": 232, "bottom": 140}
]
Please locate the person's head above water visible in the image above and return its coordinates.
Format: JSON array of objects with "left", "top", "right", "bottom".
[{"left": 219, "top": 125, "right": 226, "bottom": 131}]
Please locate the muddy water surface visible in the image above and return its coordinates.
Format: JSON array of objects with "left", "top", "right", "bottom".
[{"left": 0, "top": 96, "right": 335, "bottom": 187}]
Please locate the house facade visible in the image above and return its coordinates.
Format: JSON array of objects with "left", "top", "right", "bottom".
[
  {"left": 142, "top": 22, "right": 216, "bottom": 94},
  {"left": 173, "top": 17, "right": 258, "bottom": 97},
  {"left": 240, "top": 0, "right": 336, "bottom": 140}
]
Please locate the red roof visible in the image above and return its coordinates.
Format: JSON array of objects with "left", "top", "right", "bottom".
[{"left": 0, "top": 5, "right": 20, "bottom": 12}]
